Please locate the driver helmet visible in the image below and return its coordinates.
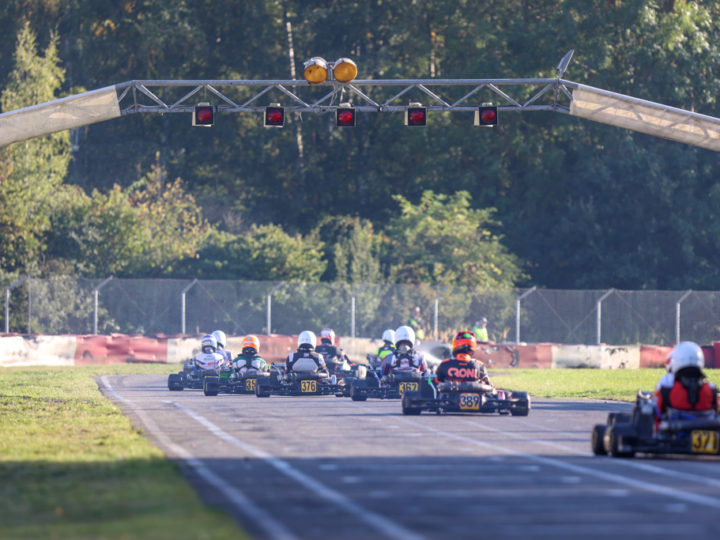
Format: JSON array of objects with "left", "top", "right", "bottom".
[
  {"left": 298, "top": 330, "right": 317, "bottom": 349},
  {"left": 241, "top": 335, "right": 260, "bottom": 355},
  {"left": 211, "top": 330, "right": 227, "bottom": 350},
  {"left": 452, "top": 330, "right": 478, "bottom": 355},
  {"left": 476, "top": 317, "right": 488, "bottom": 325},
  {"left": 668, "top": 341, "right": 704, "bottom": 374},
  {"left": 320, "top": 328, "right": 335, "bottom": 345},
  {"left": 381, "top": 328, "right": 395, "bottom": 345},
  {"left": 201, "top": 334, "right": 217, "bottom": 353},
  {"left": 395, "top": 325, "right": 416, "bottom": 349}
]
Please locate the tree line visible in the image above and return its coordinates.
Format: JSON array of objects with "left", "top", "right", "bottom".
[{"left": 2, "top": 1, "right": 720, "bottom": 293}]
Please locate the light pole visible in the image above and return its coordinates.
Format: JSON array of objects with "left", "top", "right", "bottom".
[
  {"left": 93, "top": 277, "right": 114, "bottom": 334},
  {"left": 515, "top": 287, "right": 536, "bottom": 344},
  {"left": 180, "top": 279, "right": 198, "bottom": 335}
]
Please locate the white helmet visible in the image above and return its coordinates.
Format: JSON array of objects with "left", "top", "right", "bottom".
[
  {"left": 211, "top": 330, "right": 227, "bottom": 349},
  {"left": 382, "top": 328, "right": 395, "bottom": 344},
  {"left": 668, "top": 341, "right": 704, "bottom": 373},
  {"left": 201, "top": 334, "right": 217, "bottom": 352},
  {"left": 395, "top": 325, "right": 415, "bottom": 347},
  {"left": 298, "top": 330, "right": 317, "bottom": 349}
]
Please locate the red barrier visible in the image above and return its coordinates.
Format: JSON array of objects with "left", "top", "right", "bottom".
[
  {"left": 256, "top": 334, "right": 296, "bottom": 364},
  {"left": 639, "top": 345, "right": 672, "bottom": 368},
  {"left": 702, "top": 345, "right": 715, "bottom": 369},
  {"left": 75, "top": 334, "right": 169, "bottom": 365},
  {"left": 475, "top": 343, "right": 552, "bottom": 369}
]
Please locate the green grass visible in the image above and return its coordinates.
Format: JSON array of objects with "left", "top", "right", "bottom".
[
  {"left": 490, "top": 368, "right": 720, "bottom": 402},
  {"left": 0, "top": 364, "right": 245, "bottom": 540}
]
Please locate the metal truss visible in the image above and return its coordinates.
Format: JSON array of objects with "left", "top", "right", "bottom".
[{"left": 114, "top": 77, "right": 577, "bottom": 116}]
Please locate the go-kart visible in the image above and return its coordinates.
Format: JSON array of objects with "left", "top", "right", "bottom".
[
  {"left": 344, "top": 364, "right": 427, "bottom": 402},
  {"left": 401, "top": 379, "right": 531, "bottom": 416},
  {"left": 167, "top": 362, "right": 220, "bottom": 394},
  {"left": 196, "top": 367, "right": 266, "bottom": 396},
  {"left": 592, "top": 390, "right": 720, "bottom": 458},
  {"left": 255, "top": 365, "right": 345, "bottom": 398}
]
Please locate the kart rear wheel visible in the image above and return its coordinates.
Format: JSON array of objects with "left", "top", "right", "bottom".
[
  {"left": 605, "top": 425, "right": 635, "bottom": 458},
  {"left": 168, "top": 373, "right": 183, "bottom": 391},
  {"left": 510, "top": 392, "right": 531, "bottom": 416},
  {"left": 255, "top": 380, "right": 271, "bottom": 398},
  {"left": 402, "top": 392, "right": 422, "bottom": 415},
  {"left": 350, "top": 384, "right": 368, "bottom": 402},
  {"left": 591, "top": 425, "right": 607, "bottom": 455},
  {"left": 203, "top": 377, "right": 219, "bottom": 397}
]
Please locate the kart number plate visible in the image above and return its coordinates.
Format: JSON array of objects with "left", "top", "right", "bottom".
[
  {"left": 691, "top": 430, "right": 720, "bottom": 454},
  {"left": 301, "top": 380, "right": 317, "bottom": 393},
  {"left": 399, "top": 382, "right": 419, "bottom": 394},
  {"left": 459, "top": 393, "right": 481, "bottom": 411},
  {"left": 245, "top": 378, "right": 256, "bottom": 391}
]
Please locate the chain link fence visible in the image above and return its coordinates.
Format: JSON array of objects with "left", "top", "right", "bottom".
[{"left": 3, "top": 278, "right": 720, "bottom": 345}]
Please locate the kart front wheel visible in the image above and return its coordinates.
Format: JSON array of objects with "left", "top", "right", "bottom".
[
  {"left": 605, "top": 425, "right": 635, "bottom": 458},
  {"left": 168, "top": 373, "right": 183, "bottom": 391},
  {"left": 350, "top": 384, "right": 368, "bottom": 402},
  {"left": 203, "top": 377, "right": 219, "bottom": 397},
  {"left": 510, "top": 392, "right": 530, "bottom": 416}
]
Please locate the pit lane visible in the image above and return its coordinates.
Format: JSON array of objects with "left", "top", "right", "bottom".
[{"left": 100, "top": 374, "right": 720, "bottom": 539}]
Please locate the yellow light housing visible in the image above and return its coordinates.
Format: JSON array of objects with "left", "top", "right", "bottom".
[
  {"left": 303, "top": 57, "right": 328, "bottom": 84},
  {"left": 332, "top": 58, "right": 358, "bottom": 83}
]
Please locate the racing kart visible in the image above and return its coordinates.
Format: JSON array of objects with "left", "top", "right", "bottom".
[
  {"left": 592, "top": 390, "right": 720, "bottom": 458},
  {"left": 255, "top": 364, "right": 345, "bottom": 398},
  {"left": 401, "top": 380, "right": 531, "bottom": 416},
  {"left": 198, "top": 368, "right": 265, "bottom": 396},
  {"left": 167, "top": 361, "right": 219, "bottom": 394},
  {"left": 344, "top": 363, "right": 428, "bottom": 402}
]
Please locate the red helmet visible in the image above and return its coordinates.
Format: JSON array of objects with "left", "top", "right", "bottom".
[
  {"left": 452, "top": 330, "right": 477, "bottom": 354},
  {"left": 320, "top": 328, "right": 336, "bottom": 344}
]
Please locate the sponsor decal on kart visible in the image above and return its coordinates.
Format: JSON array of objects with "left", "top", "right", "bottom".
[
  {"left": 691, "top": 430, "right": 720, "bottom": 454},
  {"left": 301, "top": 380, "right": 317, "bottom": 393},
  {"left": 459, "top": 393, "right": 481, "bottom": 411},
  {"left": 399, "top": 382, "right": 419, "bottom": 394},
  {"left": 245, "top": 378, "right": 256, "bottom": 391}
]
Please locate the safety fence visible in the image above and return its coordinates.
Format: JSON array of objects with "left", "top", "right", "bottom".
[{"left": 3, "top": 278, "right": 720, "bottom": 346}]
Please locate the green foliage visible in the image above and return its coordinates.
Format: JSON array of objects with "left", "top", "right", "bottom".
[{"left": 385, "top": 191, "right": 523, "bottom": 288}]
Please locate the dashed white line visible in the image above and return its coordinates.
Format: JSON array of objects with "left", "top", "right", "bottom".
[{"left": 99, "top": 376, "right": 298, "bottom": 540}]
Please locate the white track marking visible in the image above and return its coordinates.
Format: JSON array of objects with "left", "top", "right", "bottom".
[
  {"left": 99, "top": 376, "right": 297, "bottom": 540},
  {"left": 171, "top": 400, "right": 425, "bottom": 540},
  {"left": 505, "top": 418, "right": 720, "bottom": 488},
  {"left": 398, "top": 417, "right": 720, "bottom": 509}
]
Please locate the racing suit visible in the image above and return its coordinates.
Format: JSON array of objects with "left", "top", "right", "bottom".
[
  {"left": 233, "top": 353, "right": 269, "bottom": 375},
  {"left": 286, "top": 348, "right": 328, "bottom": 373},
  {"left": 216, "top": 346, "right": 233, "bottom": 369},
  {"left": 315, "top": 342, "right": 351, "bottom": 374},
  {"left": 376, "top": 342, "right": 395, "bottom": 373},
  {"left": 383, "top": 348, "right": 427, "bottom": 376},
  {"left": 194, "top": 350, "right": 224, "bottom": 372},
  {"left": 655, "top": 367, "right": 719, "bottom": 417},
  {"left": 435, "top": 353, "right": 490, "bottom": 385}
]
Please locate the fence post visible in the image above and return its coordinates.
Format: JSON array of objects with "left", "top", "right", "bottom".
[
  {"left": 515, "top": 286, "right": 536, "bottom": 344},
  {"left": 27, "top": 278, "right": 32, "bottom": 334},
  {"left": 5, "top": 276, "right": 28, "bottom": 333},
  {"left": 93, "top": 277, "right": 114, "bottom": 335},
  {"left": 180, "top": 278, "right": 198, "bottom": 335},
  {"left": 675, "top": 290, "right": 692, "bottom": 344},
  {"left": 596, "top": 289, "right": 615, "bottom": 345},
  {"left": 432, "top": 287, "right": 448, "bottom": 339},
  {"left": 266, "top": 282, "right": 284, "bottom": 336}
]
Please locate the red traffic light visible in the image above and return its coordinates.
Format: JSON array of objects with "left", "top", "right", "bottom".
[
  {"left": 336, "top": 107, "right": 356, "bottom": 127},
  {"left": 192, "top": 104, "right": 214, "bottom": 127},
  {"left": 405, "top": 106, "right": 426, "bottom": 126},
  {"left": 475, "top": 105, "right": 498, "bottom": 127},
  {"left": 264, "top": 106, "right": 285, "bottom": 127}
]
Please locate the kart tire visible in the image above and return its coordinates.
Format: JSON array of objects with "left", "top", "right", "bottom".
[
  {"left": 510, "top": 392, "right": 531, "bottom": 416},
  {"left": 420, "top": 379, "right": 435, "bottom": 399},
  {"left": 607, "top": 412, "right": 632, "bottom": 426},
  {"left": 350, "top": 383, "right": 368, "bottom": 402},
  {"left": 402, "top": 392, "right": 422, "bottom": 415},
  {"left": 203, "top": 377, "right": 219, "bottom": 397},
  {"left": 604, "top": 425, "right": 635, "bottom": 458},
  {"left": 168, "top": 373, "right": 183, "bottom": 391},
  {"left": 591, "top": 425, "right": 607, "bottom": 455},
  {"left": 255, "top": 380, "right": 271, "bottom": 398}
]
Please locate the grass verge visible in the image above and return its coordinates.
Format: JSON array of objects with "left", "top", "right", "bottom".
[
  {"left": 491, "top": 368, "right": 720, "bottom": 402},
  {"left": 0, "top": 364, "right": 245, "bottom": 540}
]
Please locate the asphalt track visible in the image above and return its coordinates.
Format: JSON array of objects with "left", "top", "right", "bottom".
[{"left": 99, "top": 374, "right": 720, "bottom": 539}]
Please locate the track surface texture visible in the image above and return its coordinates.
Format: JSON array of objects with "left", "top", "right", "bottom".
[{"left": 100, "top": 374, "right": 720, "bottom": 540}]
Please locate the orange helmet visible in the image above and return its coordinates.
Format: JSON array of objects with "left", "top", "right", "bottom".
[
  {"left": 452, "top": 330, "right": 477, "bottom": 354},
  {"left": 241, "top": 335, "right": 260, "bottom": 354}
]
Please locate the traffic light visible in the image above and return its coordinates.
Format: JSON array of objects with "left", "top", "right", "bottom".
[
  {"left": 192, "top": 102, "right": 214, "bottom": 127},
  {"left": 303, "top": 57, "right": 328, "bottom": 84},
  {"left": 332, "top": 58, "right": 358, "bottom": 83},
  {"left": 336, "top": 104, "right": 356, "bottom": 127},
  {"left": 264, "top": 105, "right": 284, "bottom": 128},
  {"left": 303, "top": 57, "right": 358, "bottom": 84},
  {"left": 405, "top": 104, "right": 426, "bottom": 126},
  {"left": 475, "top": 104, "right": 498, "bottom": 127}
]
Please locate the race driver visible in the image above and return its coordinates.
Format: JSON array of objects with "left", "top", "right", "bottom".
[{"left": 435, "top": 330, "right": 491, "bottom": 385}]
